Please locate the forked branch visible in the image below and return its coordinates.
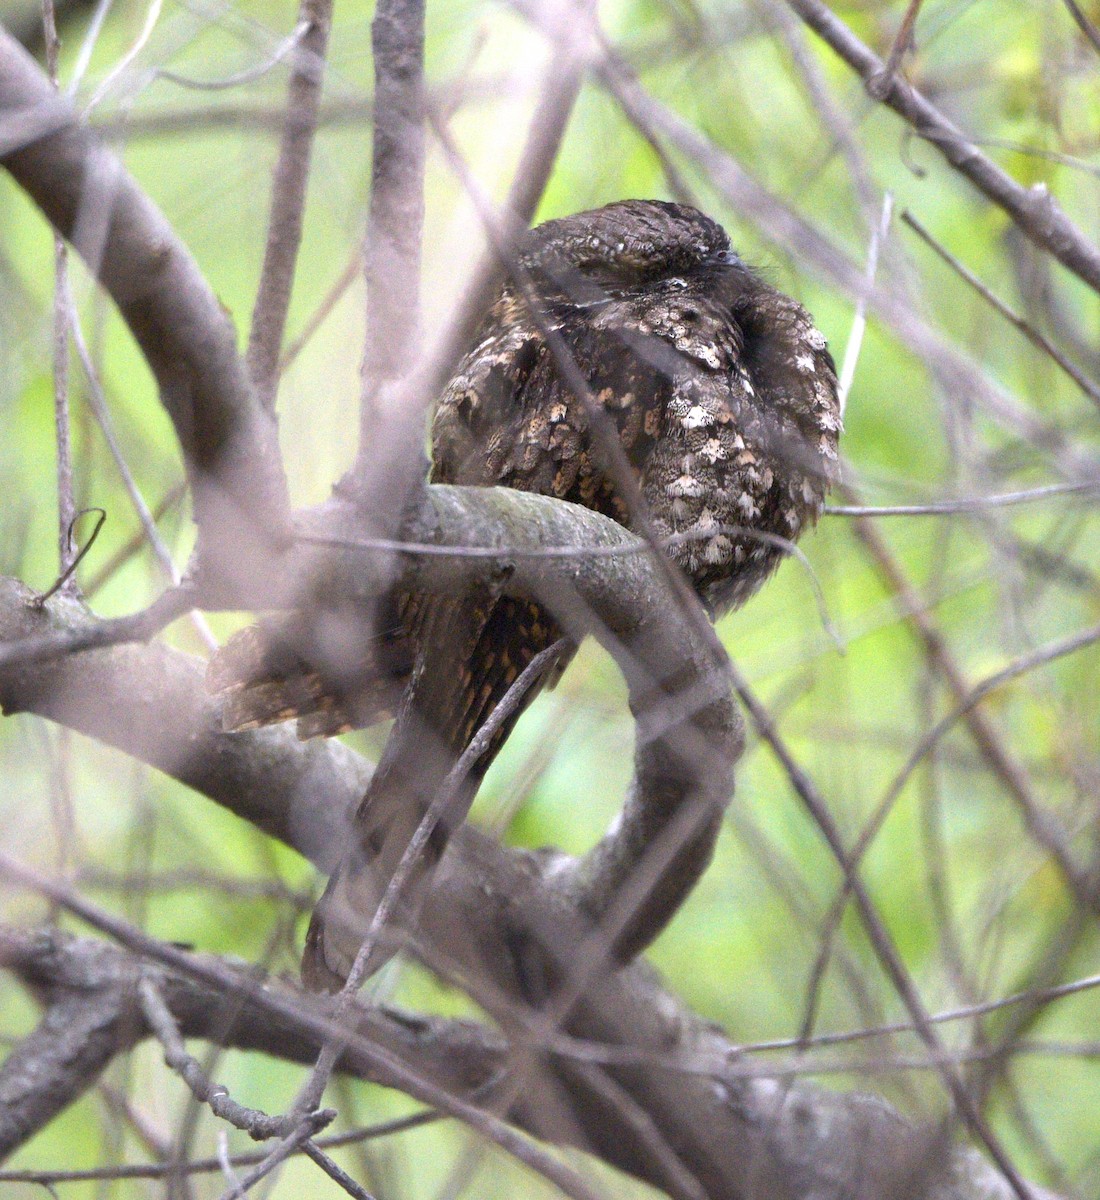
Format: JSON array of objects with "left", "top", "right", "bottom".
[{"left": 0, "top": 30, "right": 290, "bottom": 592}]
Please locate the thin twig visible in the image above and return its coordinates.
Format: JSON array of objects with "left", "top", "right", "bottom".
[
  {"left": 785, "top": 0, "right": 1100, "bottom": 297},
  {"left": 765, "top": 0, "right": 878, "bottom": 219},
  {"left": 51, "top": 236, "right": 76, "bottom": 588},
  {"left": 797, "top": 622, "right": 1100, "bottom": 1060},
  {"left": 246, "top": 1, "right": 333, "bottom": 411},
  {"left": 901, "top": 209, "right": 1100, "bottom": 412},
  {"left": 140, "top": 978, "right": 336, "bottom": 1142},
  {"left": 837, "top": 192, "right": 893, "bottom": 416},
  {"left": 66, "top": 0, "right": 114, "bottom": 98},
  {"left": 0, "top": 582, "right": 197, "bottom": 670},
  {"left": 1062, "top": 0, "right": 1100, "bottom": 57},
  {"left": 844, "top": 489, "right": 1093, "bottom": 917},
  {"left": 300, "top": 1142, "right": 378, "bottom": 1200},
  {"left": 82, "top": 482, "right": 187, "bottom": 597},
  {"left": 0, "top": 30, "right": 292, "bottom": 567},
  {"left": 155, "top": 21, "right": 310, "bottom": 94},
  {"left": 867, "top": 0, "right": 924, "bottom": 99},
  {"left": 215, "top": 1117, "right": 324, "bottom": 1200},
  {"left": 579, "top": 26, "right": 1095, "bottom": 483},
  {"left": 0, "top": 856, "right": 606, "bottom": 1200},
  {"left": 731, "top": 666, "right": 1040, "bottom": 1200},
  {"left": 82, "top": 0, "right": 163, "bottom": 112},
  {"left": 216, "top": 1130, "right": 245, "bottom": 1199},
  {"left": 293, "top": 640, "right": 568, "bottom": 1117},
  {"left": 278, "top": 244, "right": 363, "bottom": 373},
  {"left": 875, "top": 622, "right": 1100, "bottom": 881},
  {"left": 0, "top": 1113, "right": 441, "bottom": 1186},
  {"left": 62, "top": 275, "right": 217, "bottom": 649},
  {"left": 740, "top": 963, "right": 1100, "bottom": 1054},
  {"left": 825, "top": 481, "right": 1099, "bottom": 517},
  {"left": 32, "top": 508, "right": 106, "bottom": 606}
]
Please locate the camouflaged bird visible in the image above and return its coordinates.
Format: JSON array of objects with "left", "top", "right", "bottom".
[{"left": 207, "top": 199, "right": 842, "bottom": 991}]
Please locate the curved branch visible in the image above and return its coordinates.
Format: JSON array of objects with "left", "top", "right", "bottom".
[
  {"left": 290, "top": 483, "right": 741, "bottom": 957},
  {"left": 2, "top": 476, "right": 741, "bottom": 958},
  {"left": 0, "top": 560, "right": 1063, "bottom": 1198},
  {"left": 0, "top": 30, "right": 291, "bottom": 580}
]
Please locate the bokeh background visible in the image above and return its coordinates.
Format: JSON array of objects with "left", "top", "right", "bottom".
[{"left": 1, "top": 0, "right": 1099, "bottom": 1194}]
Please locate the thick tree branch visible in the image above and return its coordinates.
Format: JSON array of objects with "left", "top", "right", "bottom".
[
  {"left": 0, "top": 576, "right": 363, "bottom": 868},
  {"left": 290, "top": 484, "right": 740, "bottom": 958},
  {"left": 0, "top": 940, "right": 134, "bottom": 1162},
  {"left": 0, "top": 921, "right": 1062, "bottom": 1200},
  {"left": 0, "top": 493, "right": 1065, "bottom": 1197},
  {"left": 0, "top": 30, "right": 291, "bottom": 586},
  {"left": 360, "top": 0, "right": 426, "bottom": 394},
  {"left": 2, "top": 478, "right": 741, "bottom": 955}
]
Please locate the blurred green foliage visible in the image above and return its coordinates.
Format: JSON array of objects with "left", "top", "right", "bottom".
[{"left": 1, "top": 0, "right": 1099, "bottom": 1194}]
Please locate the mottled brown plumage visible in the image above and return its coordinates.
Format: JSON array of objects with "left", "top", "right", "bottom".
[{"left": 208, "top": 199, "right": 842, "bottom": 991}]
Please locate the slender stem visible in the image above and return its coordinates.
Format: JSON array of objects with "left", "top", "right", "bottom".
[
  {"left": 731, "top": 667, "right": 1040, "bottom": 1200},
  {"left": 902, "top": 209, "right": 1100, "bottom": 412},
  {"left": 423, "top": 13, "right": 589, "bottom": 399},
  {"left": 356, "top": 0, "right": 426, "bottom": 459},
  {"left": 785, "top": 0, "right": 1100, "bottom": 297},
  {"left": 246, "top": 1, "right": 333, "bottom": 411},
  {"left": 42, "top": 0, "right": 77, "bottom": 587}
]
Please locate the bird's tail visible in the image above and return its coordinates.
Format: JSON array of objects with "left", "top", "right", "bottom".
[
  {"left": 205, "top": 595, "right": 416, "bottom": 738},
  {"left": 300, "top": 594, "right": 572, "bottom": 991}
]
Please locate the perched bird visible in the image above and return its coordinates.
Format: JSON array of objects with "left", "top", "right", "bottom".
[{"left": 208, "top": 199, "right": 841, "bottom": 991}]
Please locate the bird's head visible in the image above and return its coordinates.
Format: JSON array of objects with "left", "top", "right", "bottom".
[{"left": 519, "top": 199, "right": 740, "bottom": 288}]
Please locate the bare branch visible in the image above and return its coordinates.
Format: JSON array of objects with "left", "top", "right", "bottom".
[
  {"left": 246, "top": 1, "right": 333, "bottom": 411},
  {"left": 0, "top": 30, "right": 291, "bottom": 583},
  {"left": 2, "top": 471, "right": 742, "bottom": 958},
  {"left": 139, "top": 978, "right": 335, "bottom": 1142},
  {"left": 1061, "top": 0, "right": 1100, "bottom": 58},
  {"left": 843, "top": 492, "right": 1097, "bottom": 911},
  {"left": 351, "top": 0, "right": 428, "bottom": 522},
  {"left": 0, "top": 581, "right": 197, "bottom": 670},
  {"left": 359, "top": 0, "right": 425, "bottom": 395},
  {"left": 784, "top": 0, "right": 1100, "bottom": 297},
  {"left": 825, "top": 482, "right": 1099, "bottom": 518},
  {"left": 1, "top": 922, "right": 1064, "bottom": 1200},
  {"left": 0, "top": 1112, "right": 438, "bottom": 1186},
  {"left": 0, "top": 898, "right": 602, "bottom": 1200},
  {"left": 901, "top": 210, "right": 1100, "bottom": 413},
  {"left": 0, "top": 951, "right": 131, "bottom": 1161},
  {"left": 866, "top": 0, "right": 924, "bottom": 100},
  {"left": 730, "top": 666, "right": 1040, "bottom": 1200},
  {"left": 0, "top": 575, "right": 364, "bottom": 868}
]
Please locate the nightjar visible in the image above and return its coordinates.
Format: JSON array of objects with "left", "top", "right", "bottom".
[{"left": 208, "top": 199, "right": 842, "bottom": 991}]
